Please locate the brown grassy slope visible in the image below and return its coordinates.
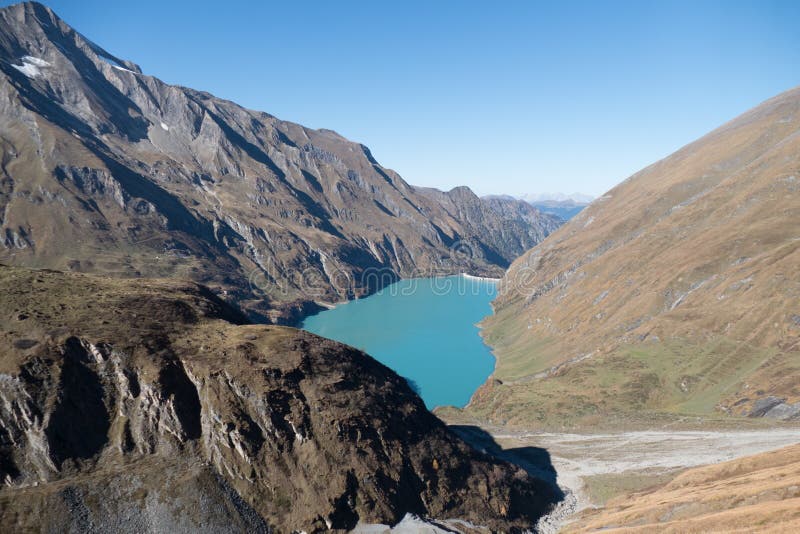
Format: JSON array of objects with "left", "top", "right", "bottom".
[
  {"left": 472, "top": 86, "right": 800, "bottom": 428},
  {"left": 566, "top": 443, "right": 800, "bottom": 533}
]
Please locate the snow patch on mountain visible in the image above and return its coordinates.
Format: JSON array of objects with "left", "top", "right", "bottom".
[{"left": 11, "top": 55, "right": 51, "bottom": 78}]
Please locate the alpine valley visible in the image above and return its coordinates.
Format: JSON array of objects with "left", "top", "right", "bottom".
[{"left": 1, "top": 1, "right": 799, "bottom": 533}]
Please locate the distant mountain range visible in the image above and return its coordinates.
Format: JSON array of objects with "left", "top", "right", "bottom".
[
  {"left": 485, "top": 193, "right": 593, "bottom": 221},
  {"left": 525, "top": 198, "right": 590, "bottom": 221},
  {"left": 520, "top": 192, "right": 595, "bottom": 204},
  {"left": 0, "top": 1, "right": 560, "bottom": 324}
]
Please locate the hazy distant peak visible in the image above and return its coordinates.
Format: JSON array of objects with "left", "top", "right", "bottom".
[{"left": 521, "top": 192, "right": 594, "bottom": 203}]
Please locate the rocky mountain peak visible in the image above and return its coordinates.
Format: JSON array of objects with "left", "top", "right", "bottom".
[{"left": 0, "top": 1, "right": 563, "bottom": 322}]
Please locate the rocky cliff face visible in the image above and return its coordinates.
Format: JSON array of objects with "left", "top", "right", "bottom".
[
  {"left": 0, "top": 264, "right": 559, "bottom": 532},
  {"left": 417, "top": 187, "right": 562, "bottom": 268},
  {"left": 0, "top": 2, "right": 559, "bottom": 322},
  {"left": 473, "top": 87, "right": 800, "bottom": 428}
]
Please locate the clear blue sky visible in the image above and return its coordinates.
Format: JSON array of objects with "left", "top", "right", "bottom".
[{"left": 9, "top": 0, "right": 800, "bottom": 197}]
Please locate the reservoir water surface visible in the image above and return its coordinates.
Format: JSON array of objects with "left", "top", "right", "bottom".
[{"left": 301, "top": 275, "right": 498, "bottom": 409}]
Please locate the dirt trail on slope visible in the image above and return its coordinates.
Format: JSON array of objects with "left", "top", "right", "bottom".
[{"left": 460, "top": 427, "right": 800, "bottom": 533}]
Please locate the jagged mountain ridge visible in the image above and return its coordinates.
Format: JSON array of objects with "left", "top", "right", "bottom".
[
  {"left": 417, "top": 186, "right": 562, "bottom": 265},
  {"left": 0, "top": 1, "right": 560, "bottom": 322},
  {"left": 473, "top": 86, "right": 800, "bottom": 428},
  {"left": 0, "top": 264, "right": 560, "bottom": 532}
]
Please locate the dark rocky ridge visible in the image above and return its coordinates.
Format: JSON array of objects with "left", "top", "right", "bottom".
[
  {"left": 0, "top": 264, "right": 560, "bottom": 532},
  {"left": 0, "top": 1, "right": 560, "bottom": 323}
]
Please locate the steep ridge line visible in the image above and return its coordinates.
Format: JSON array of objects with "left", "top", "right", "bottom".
[{"left": 0, "top": 1, "right": 562, "bottom": 324}]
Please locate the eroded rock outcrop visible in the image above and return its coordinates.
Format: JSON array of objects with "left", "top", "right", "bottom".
[{"left": 0, "top": 265, "right": 559, "bottom": 532}]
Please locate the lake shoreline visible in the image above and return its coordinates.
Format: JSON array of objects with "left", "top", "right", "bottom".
[
  {"left": 301, "top": 275, "right": 500, "bottom": 409},
  {"left": 301, "top": 272, "right": 501, "bottom": 317}
]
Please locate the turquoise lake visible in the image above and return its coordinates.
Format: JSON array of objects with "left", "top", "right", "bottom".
[{"left": 301, "top": 275, "right": 498, "bottom": 409}]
